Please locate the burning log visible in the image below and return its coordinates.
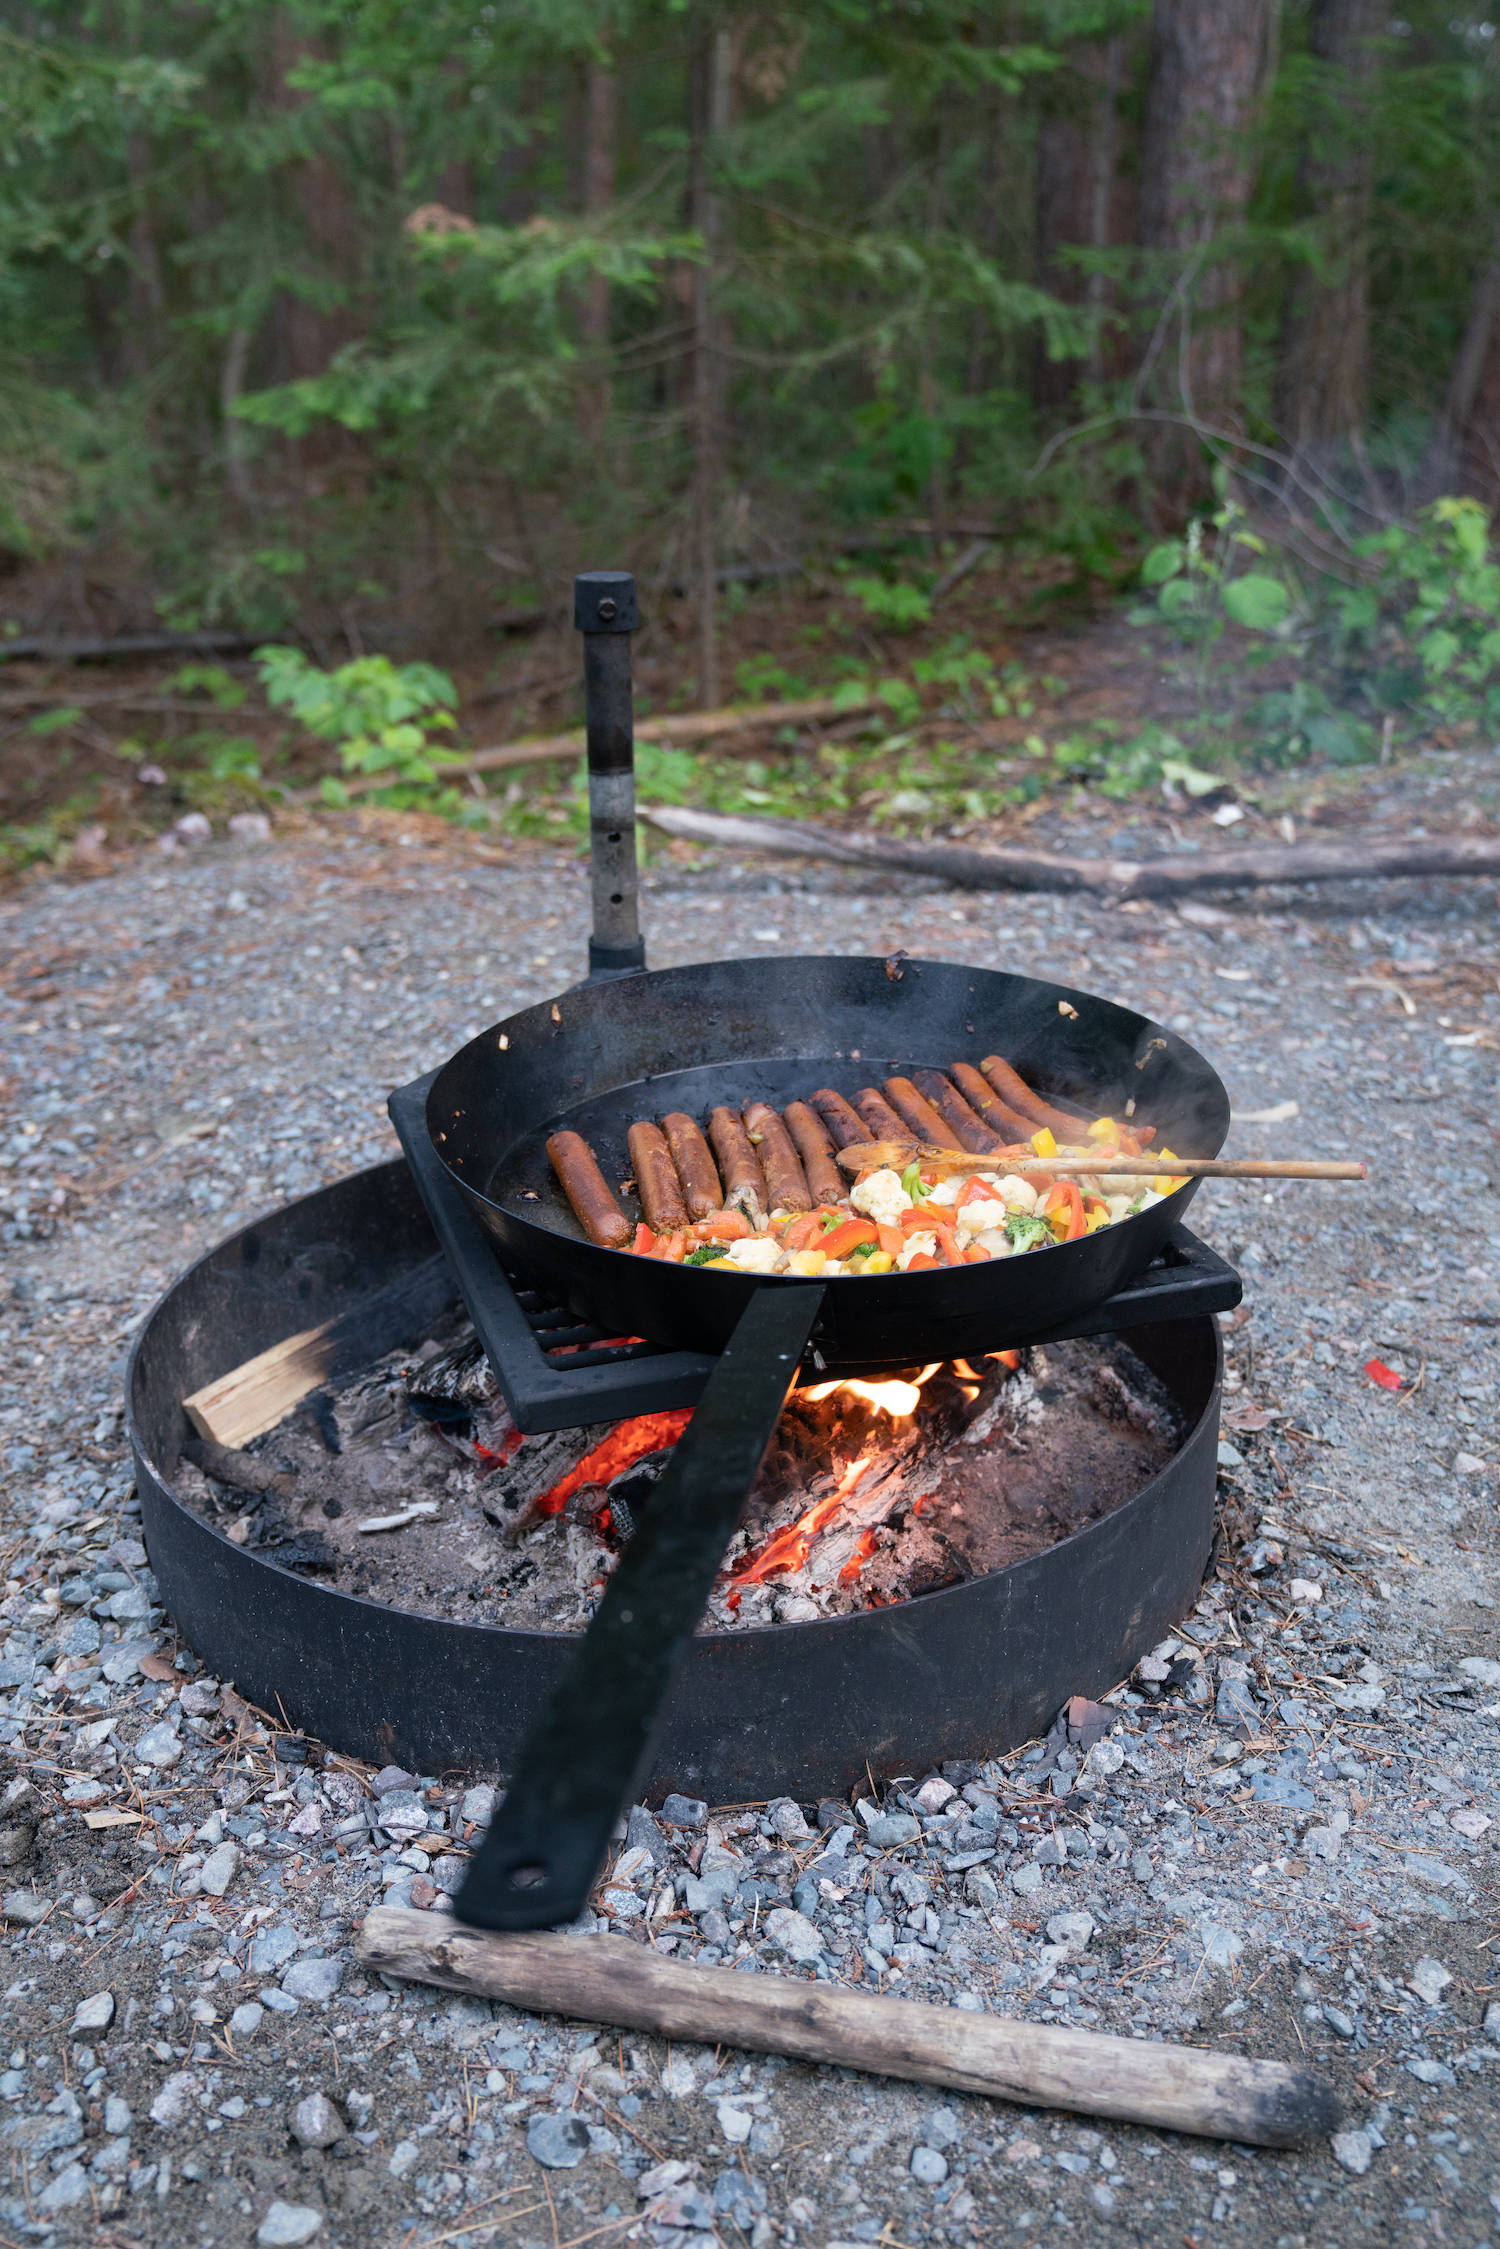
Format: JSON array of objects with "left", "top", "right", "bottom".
[{"left": 358, "top": 1907, "right": 1340, "bottom": 2149}]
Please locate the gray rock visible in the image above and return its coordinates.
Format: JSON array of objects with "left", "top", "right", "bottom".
[
  {"left": 1033, "top": 1834, "right": 1067, "bottom": 1865},
  {"left": 374, "top": 1789, "right": 429, "bottom": 1838},
  {"left": 1091, "top": 2181, "right": 1118, "bottom": 2215},
  {"left": 1215, "top": 1678, "right": 1259, "bottom": 1726},
  {"left": 71, "top": 1990, "right": 115, "bottom": 2034},
  {"left": 1484, "top": 2001, "right": 1500, "bottom": 2041},
  {"left": 1323, "top": 2005, "right": 1355, "bottom": 2038},
  {"left": 134, "top": 1720, "right": 181, "bottom": 1768},
  {"left": 763, "top": 1907, "right": 822, "bottom": 1963},
  {"left": 1303, "top": 1825, "right": 1341, "bottom": 1862},
  {"left": 644, "top": 2184, "right": 717, "bottom": 2230},
  {"left": 1010, "top": 1863, "right": 1043, "bottom": 1897},
  {"left": 1332, "top": 2128, "right": 1373, "bottom": 2176},
  {"left": 198, "top": 1841, "right": 240, "bottom": 1897},
  {"left": 910, "top": 2146, "right": 948, "bottom": 2184},
  {"left": 683, "top": 1869, "right": 737, "bottom": 1916},
  {"left": 926, "top": 2106, "right": 961, "bottom": 2147},
  {"left": 626, "top": 1804, "right": 669, "bottom": 1864},
  {"left": 460, "top": 1783, "right": 496, "bottom": 1830},
  {"left": 230, "top": 2002, "right": 264, "bottom": 2039},
  {"left": 249, "top": 1924, "right": 299, "bottom": 1975},
  {"left": 1130, "top": 1851, "right": 1155, "bottom": 1884},
  {"left": 372, "top": 1765, "right": 418, "bottom": 1793},
  {"left": 0, "top": 2111, "right": 83, "bottom": 2156},
  {"left": 1055, "top": 2152, "right": 1092, "bottom": 2175},
  {"left": 149, "top": 2071, "right": 196, "bottom": 2127},
  {"left": 1457, "top": 1655, "right": 1500, "bottom": 1688},
  {"left": 660, "top": 1793, "right": 707, "bottom": 1828},
  {"left": 228, "top": 811, "right": 273, "bottom": 845},
  {"left": 103, "top": 2096, "right": 131, "bottom": 2137},
  {"left": 866, "top": 1813, "right": 920, "bottom": 1847},
  {"left": 104, "top": 1585, "right": 152, "bottom": 1621},
  {"left": 290, "top": 2092, "right": 344, "bottom": 2148},
  {"left": 37, "top": 2162, "right": 89, "bottom": 2213},
  {"left": 0, "top": 1890, "right": 48, "bottom": 1928},
  {"left": 1408, "top": 1958, "right": 1452, "bottom": 2005},
  {"left": 768, "top": 1796, "right": 812, "bottom": 1840},
  {"left": 527, "top": 2112, "right": 590, "bottom": 2169},
  {"left": 282, "top": 1957, "right": 343, "bottom": 2002},
  {"left": 1250, "top": 1772, "right": 1316, "bottom": 1809},
  {"left": 257, "top": 2202, "right": 323, "bottom": 2246},
  {"left": 1406, "top": 2058, "right": 1456, "bottom": 2087},
  {"left": 0, "top": 1822, "right": 34, "bottom": 1869},
  {"left": 1046, "top": 1912, "right": 1094, "bottom": 1953}
]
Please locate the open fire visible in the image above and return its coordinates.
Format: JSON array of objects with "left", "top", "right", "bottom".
[{"left": 173, "top": 1321, "right": 1183, "bottom": 1638}]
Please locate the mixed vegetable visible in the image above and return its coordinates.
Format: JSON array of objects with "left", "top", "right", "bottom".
[{"left": 628, "top": 1120, "right": 1187, "bottom": 1275}]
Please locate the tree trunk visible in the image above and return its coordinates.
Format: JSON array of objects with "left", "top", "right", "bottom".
[
  {"left": 579, "top": 54, "right": 619, "bottom": 443},
  {"left": 268, "top": 12, "right": 360, "bottom": 389},
  {"left": 1034, "top": 33, "right": 1136, "bottom": 411},
  {"left": 124, "top": 134, "right": 167, "bottom": 379},
  {"left": 1420, "top": 223, "right": 1500, "bottom": 501},
  {"left": 1138, "top": 0, "right": 1279, "bottom": 511},
  {"left": 689, "top": 22, "right": 732, "bottom": 709},
  {"left": 1274, "top": 0, "right": 1383, "bottom": 479}
]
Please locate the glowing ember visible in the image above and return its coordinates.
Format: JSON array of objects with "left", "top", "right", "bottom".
[
  {"left": 732, "top": 1455, "right": 870, "bottom": 1587},
  {"left": 534, "top": 1408, "right": 693, "bottom": 1517},
  {"left": 473, "top": 1428, "right": 524, "bottom": 1476}
]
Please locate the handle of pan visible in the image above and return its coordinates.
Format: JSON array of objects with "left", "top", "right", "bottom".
[
  {"left": 575, "top": 568, "right": 646, "bottom": 980},
  {"left": 454, "top": 1282, "right": 827, "bottom": 1932}
]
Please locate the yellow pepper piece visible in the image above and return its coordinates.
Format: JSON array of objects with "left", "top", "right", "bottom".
[
  {"left": 1152, "top": 1146, "right": 1186, "bottom": 1195},
  {"left": 1030, "top": 1126, "right": 1057, "bottom": 1157},
  {"left": 1084, "top": 1207, "right": 1111, "bottom": 1233},
  {"left": 787, "top": 1249, "right": 828, "bottom": 1278},
  {"left": 703, "top": 1256, "right": 738, "bottom": 1269},
  {"left": 1087, "top": 1117, "right": 1117, "bottom": 1143},
  {"left": 861, "top": 1250, "right": 895, "bottom": 1275}
]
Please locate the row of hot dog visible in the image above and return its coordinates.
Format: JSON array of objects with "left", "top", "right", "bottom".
[{"left": 544, "top": 1054, "right": 1130, "bottom": 1250}]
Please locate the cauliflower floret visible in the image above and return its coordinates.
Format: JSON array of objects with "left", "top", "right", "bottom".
[
  {"left": 925, "top": 1175, "right": 964, "bottom": 1207},
  {"left": 971, "top": 1228, "right": 1011, "bottom": 1259},
  {"left": 1105, "top": 1193, "right": 1135, "bottom": 1223},
  {"left": 955, "top": 1192, "right": 1006, "bottom": 1234},
  {"left": 850, "top": 1167, "right": 912, "bottom": 1226},
  {"left": 995, "top": 1176, "right": 1038, "bottom": 1214},
  {"left": 896, "top": 1231, "right": 937, "bottom": 1271},
  {"left": 725, "top": 1236, "right": 785, "bottom": 1274}
]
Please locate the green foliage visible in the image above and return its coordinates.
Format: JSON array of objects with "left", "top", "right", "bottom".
[
  {"left": 1344, "top": 498, "right": 1500, "bottom": 728},
  {"left": 253, "top": 647, "right": 458, "bottom": 795},
  {"left": 845, "top": 575, "right": 933, "bottom": 630}
]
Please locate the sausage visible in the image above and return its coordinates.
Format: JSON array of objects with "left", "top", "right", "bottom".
[
  {"left": 810, "top": 1087, "right": 869, "bottom": 1150},
  {"left": 911, "top": 1068, "right": 1005, "bottom": 1154},
  {"left": 661, "top": 1112, "right": 723, "bottom": 1221},
  {"left": 546, "top": 1131, "right": 632, "bottom": 1249},
  {"left": 949, "top": 1060, "right": 1036, "bottom": 1143},
  {"left": 882, "top": 1076, "right": 965, "bottom": 1152},
  {"left": 743, "top": 1101, "right": 813, "bottom": 1214},
  {"left": 979, "top": 1055, "right": 1089, "bottom": 1143},
  {"left": 627, "top": 1121, "right": 689, "bottom": 1235},
  {"left": 709, "top": 1105, "right": 768, "bottom": 1225},
  {"left": 855, "top": 1085, "right": 911, "bottom": 1144},
  {"left": 782, "top": 1101, "right": 846, "bottom": 1206}
]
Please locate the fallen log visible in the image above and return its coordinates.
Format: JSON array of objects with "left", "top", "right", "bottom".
[
  {"left": 0, "top": 629, "right": 261, "bottom": 664},
  {"left": 293, "top": 696, "right": 877, "bottom": 805},
  {"left": 640, "top": 804, "right": 1500, "bottom": 899},
  {"left": 357, "top": 1906, "right": 1339, "bottom": 2148}
]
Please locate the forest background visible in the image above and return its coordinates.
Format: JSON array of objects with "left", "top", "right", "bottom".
[{"left": 5, "top": 0, "right": 1500, "bottom": 871}]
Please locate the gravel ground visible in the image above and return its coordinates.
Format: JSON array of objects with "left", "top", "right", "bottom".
[{"left": 1, "top": 761, "right": 1498, "bottom": 2249}]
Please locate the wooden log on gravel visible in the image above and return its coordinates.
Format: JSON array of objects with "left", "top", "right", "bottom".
[
  {"left": 298, "top": 696, "right": 878, "bottom": 804},
  {"left": 357, "top": 1906, "right": 1340, "bottom": 2148},
  {"left": 640, "top": 804, "right": 1500, "bottom": 899}
]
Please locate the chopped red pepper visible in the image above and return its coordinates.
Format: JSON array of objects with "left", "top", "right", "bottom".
[
  {"left": 819, "top": 1217, "right": 880, "bottom": 1259},
  {"left": 1043, "top": 1180, "right": 1086, "bottom": 1242},
  {"left": 632, "top": 1222, "right": 657, "bottom": 1255},
  {"left": 1365, "top": 1356, "right": 1403, "bottom": 1392}
]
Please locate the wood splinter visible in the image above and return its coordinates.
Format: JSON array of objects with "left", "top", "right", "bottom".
[{"left": 357, "top": 1907, "right": 1340, "bottom": 2149}]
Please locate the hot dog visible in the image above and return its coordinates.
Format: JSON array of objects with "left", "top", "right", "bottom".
[
  {"left": 743, "top": 1101, "right": 813, "bottom": 1214},
  {"left": 661, "top": 1112, "right": 724, "bottom": 1221},
  {"left": 546, "top": 1130, "right": 632, "bottom": 1249},
  {"left": 782, "top": 1100, "right": 846, "bottom": 1206},
  {"left": 882, "top": 1076, "right": 964, "bottom": 1152},
  {"left": 709, "top": 1105, "right": 769, "bottom": 1226},
  {"left": 979, "top": 1055, "right": 1088, "bottom": 1143},
  {"left": 911, "top": 1067, "right": 1005, "bottom": 1153},
  {"left": 855, "top": 1085, "right": 911, "bottom": 1143},
  {"left": 627, "top": 1121, "right": 689, "bottom": 1235},
  {"left": 810, "top": 1088, "right": 868, "bottom": 1150},
  {"left": 949, "top": 1060, "right": 1035, "bottom": 1142}
]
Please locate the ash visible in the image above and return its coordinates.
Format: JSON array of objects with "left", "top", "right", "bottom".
[{"left": 171, "top": 1328, "right": 1182, "bottom": 1634}]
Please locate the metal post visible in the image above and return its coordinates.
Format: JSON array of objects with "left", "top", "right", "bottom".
[{"left": 574, "top": 569, "right": 646, "bottom": 979}]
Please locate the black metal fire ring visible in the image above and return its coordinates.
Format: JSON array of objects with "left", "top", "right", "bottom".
[{"left": 126, "top": 1160, "right": 1222, "bottom": 1806}]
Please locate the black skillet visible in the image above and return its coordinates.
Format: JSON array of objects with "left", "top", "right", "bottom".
[{"left": 430, "top": 955, "right": 1229, "bottom": 1930}]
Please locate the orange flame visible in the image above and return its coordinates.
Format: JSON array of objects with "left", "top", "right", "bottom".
[
  {"left": 838, "top": 1528, "right": 879, "bottom": 1583},
  {"left": 534, "top": 1408, "right": 693, "bottom": 1518},
  {"left": 800, "top": 1363, "right": 942, "bottom": 1419}
]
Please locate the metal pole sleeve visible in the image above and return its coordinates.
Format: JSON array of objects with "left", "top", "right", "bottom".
[{"left": 576, "top": 571, "right": 646, "bottom": 977}]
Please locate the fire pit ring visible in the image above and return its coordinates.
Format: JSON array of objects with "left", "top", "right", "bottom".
[{"left": 127, "top": 1159, "right": 1222, "bottom": 1805}]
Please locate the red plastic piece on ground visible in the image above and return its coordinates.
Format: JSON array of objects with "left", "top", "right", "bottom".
[{"left": 1364, "top": 1356, "right": 1402, "bottom": 1391}]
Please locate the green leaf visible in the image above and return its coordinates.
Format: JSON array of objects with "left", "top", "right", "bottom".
[
  {"left": 1159, "top": 757, "right": 1222, "bottom": 799},
  {"left": 27, "top": 705, "right": 82, "bottom": 736},
  {"left": 1141, "top": 543, "right": 1184, "bottom": 586},
  {"left": 319, "top": 777, "right": 351, "bottom": 807},
  {"left": 1221, "top": 575, "right": 1290, "bottom": 631}
]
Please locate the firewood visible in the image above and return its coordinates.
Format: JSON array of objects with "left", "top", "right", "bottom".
[
  {"left": 181, "top": 1252, "right": 453, "bottom": 1450},
  {"left": 640, "top": 804, "right": 1500, "bottom": 900},
  {"left": 357, "top": 1907, "right": 1340, "bottom": 2148}
]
